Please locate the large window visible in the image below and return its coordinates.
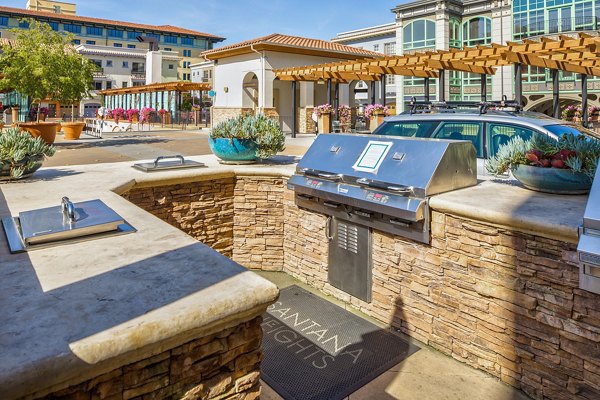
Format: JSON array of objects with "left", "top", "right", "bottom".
[
  {"left": 403, "top": 19, "right": 435, "bottom": 50},
  {"left": 146, "top": 33, "right": 161, "bottom": 41},
  {"left": 449, "top": 18, "right": 461, "bottom": 48},
  {"left": 108, "top": 29, "right": 123, "bottom": 38},
  {"left": 63, "top": 23, "right": 81, "bottom": 34},
  {"left": 181, "top": 37, "right": 194, "bottom": 46},
  {"left": 384, "top": 42, "right": 396, "bottom": 55},
  {"left": 164, "top": 35, "right": 178, "bottom": 44},
  {"left": 127, "top": 31, "right": 141, "bottom": 40},
  {"left": 0, "top": 16, "right": 8, "bottom": 26},
  {"left": 514, "top": 0, "right": 599, "bottom": 39},
  {"left": 47, "top": 21, "right": 58, "bottom": 31},
  {"left": 462, "top": 17, "right": 491, "bottom": 46},
  {"left": 87, "top": 26, "right": 103, "bottom": 36}
]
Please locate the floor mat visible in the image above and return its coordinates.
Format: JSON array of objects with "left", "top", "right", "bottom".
[{"left": 261, "top": 285, "right": 418, "bottom": 400}]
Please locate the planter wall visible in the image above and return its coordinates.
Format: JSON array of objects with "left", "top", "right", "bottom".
[
  {"left": 318, "top": 113, "right": 330, "bottom": 133},
  {"left": 369, "top": 114, "right": 386, "bottom": 131}
]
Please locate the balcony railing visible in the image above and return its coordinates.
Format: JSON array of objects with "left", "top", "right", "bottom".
[
  {"left": 514, "top": 16, "right": 600, "bottom": 39},
  {"left": 131, "top": 68, "right": 145, "bottom": 74}
]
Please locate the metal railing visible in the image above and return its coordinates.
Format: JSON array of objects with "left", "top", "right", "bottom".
[{"left": 514, "top": 16, "right": 600, "bottom": 39}]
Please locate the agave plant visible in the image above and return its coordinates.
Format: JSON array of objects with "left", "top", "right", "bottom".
[
  {"left": 0, "top": 127, "right": 55, "bottom": 179},
  {"left": 210, "top": 113, "right": 285, "bottom": 159},
  {"left": 486, "top": 133, "right": 600, "bottom": 180}
]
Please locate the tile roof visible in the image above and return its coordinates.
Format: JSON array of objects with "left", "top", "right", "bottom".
[
  {"left": 0, "top": 6, "right": 225, "bottom": 40},
  {"left": 202, "top": 33, "right": 383, "bottom": 58}
]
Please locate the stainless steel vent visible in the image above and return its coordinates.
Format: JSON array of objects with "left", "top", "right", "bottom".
[
  {"left": 578, "top": 166, "right": 600, "bottom": 294},
  {"left": 2, "top": 197, "right": 135, "bottom": 253}
]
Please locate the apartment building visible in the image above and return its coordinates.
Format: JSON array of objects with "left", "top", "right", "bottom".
[
  {"left": 332, "top": 23, "right": 397, "bottom": 106},
  {"left": 0, "top": 3, "right": 224, "bottom": 83}
]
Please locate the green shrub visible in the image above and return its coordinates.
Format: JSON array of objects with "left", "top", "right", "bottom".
[
  {"left": 210, "top": 114, "right": 285, "bottom": 159},
  {"left": 0, "top": 127, "right": 55, "bottom": 179}
]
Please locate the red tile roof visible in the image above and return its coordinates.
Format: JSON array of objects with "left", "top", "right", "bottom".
[
  {"left": 0, "top": 6, "right": 224, "bottom": 40},
  {"left": 202, "top": 33, "right": 383, "bottom": 59}
]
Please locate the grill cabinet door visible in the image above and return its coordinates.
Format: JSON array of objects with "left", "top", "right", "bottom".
[{"left": 328, "top": 217, "right": 372, "bottom": 302}]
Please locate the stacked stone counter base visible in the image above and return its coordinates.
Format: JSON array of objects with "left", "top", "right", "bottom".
[
  {"left": 123, "top": 173, "right": 599, "bottom": 400},
  {"left": 33, "top": 317, "right": 262, "bottom": 400}
]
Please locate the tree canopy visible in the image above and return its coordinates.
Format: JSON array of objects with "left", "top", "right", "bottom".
[{"left": 0, "top": 19, "right": 96, "bottom": 108}]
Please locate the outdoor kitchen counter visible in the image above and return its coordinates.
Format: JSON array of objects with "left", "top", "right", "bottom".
[
  {"left": 430, "top": 178, "right": 587, "bottom": 244},
  {"left": 0, "top": 155, "right": 292, "bottom": 399}
]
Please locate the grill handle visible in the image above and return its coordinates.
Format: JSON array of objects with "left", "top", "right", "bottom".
[
  {"left": 356, "top": 178, "right": 413, "bottom": 195},
  {"left": 61, "top": 196, "right": 76, "bottom": 222},
  {"left": 154, "top": 155, "right": 185, "bottom": 167},
  {"left": 301, "top": 168, "right": 342, "bottom": 182},
  {"left": 325, "top": 216, "right": 334, "bottom": 241}
]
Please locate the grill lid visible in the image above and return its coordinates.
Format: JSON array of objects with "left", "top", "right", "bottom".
[
  {"left": 583, "top": 167, "right": 600, "bottom": 231},
  {"left": 295, "top": 134, "right": 477, "bottom": 197}
]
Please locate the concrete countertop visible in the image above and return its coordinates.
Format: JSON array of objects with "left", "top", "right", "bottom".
[
  {"left": 430, "top": 178, "right": 587, "bottom": 244},
  {"left": 0, "top": 155, "right": 295, "bottom": 399},
  {"left": 0, "top": 154, "right": 587, "bottom": 397}
]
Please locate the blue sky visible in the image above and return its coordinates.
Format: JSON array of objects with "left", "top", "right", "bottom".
[{"left": 3, "top": 0, "right": 399, "bottom": 45}]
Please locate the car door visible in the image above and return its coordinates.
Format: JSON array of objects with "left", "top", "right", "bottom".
[{"left": 431, "top": 121, "right": 484, "bottom": 157}]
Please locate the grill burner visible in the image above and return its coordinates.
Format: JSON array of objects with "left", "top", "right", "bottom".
[{"left": 2, "top": 198, "right": 135, "bottom": 253}]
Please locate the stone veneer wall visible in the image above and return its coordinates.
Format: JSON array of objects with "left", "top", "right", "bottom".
[
  {"left": 37, "top": 317, "right": 263, "bottom": 400},
  {"left": 299, "top": 107, "right": 316, "bottom": 134},
  {"left": 122, "top": 178, "right": 235, "bottom": 257},
  {"left": 124, "top": 176, "right": 600, "bottom": 400}
]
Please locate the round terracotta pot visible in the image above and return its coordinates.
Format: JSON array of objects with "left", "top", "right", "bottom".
[
  {"left": 62, "top": 122, "right": 86, "bottom": 140},
  {"left": 19, "top": 122, "right": 58, "bottom": 145}
]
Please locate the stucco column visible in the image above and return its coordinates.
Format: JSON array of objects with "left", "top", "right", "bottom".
[
  {"left": 436, "top": 3, "right": 450, "bottom": 103},
  {"left": 395, "top": 16, "right": 405, "bottom": 112},
  {"left": 492, "top": 0, "right": 514, "bottom": 101}
]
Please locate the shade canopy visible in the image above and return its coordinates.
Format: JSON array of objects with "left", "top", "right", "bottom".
[{"left": 100, "top": 81, "right": 211, "bottom": 95}]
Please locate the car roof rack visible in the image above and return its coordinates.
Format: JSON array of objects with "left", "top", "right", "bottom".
[{"left": 408, "top": 95, "right": 522, "bottom": 115}]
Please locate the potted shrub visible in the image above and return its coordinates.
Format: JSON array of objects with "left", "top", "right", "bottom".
[
  {"left": 486, "top": 134, "right": 600, "bottom": 194},
  {"left": 140, "top": 107, "right": 156, "bottom": 126},
  {"left": 561, "top": 105, "right": 577, "bottom": 121},
  {"left": 112, "top": 107, "right": 125, "bottom": 123},
  {"left": 589, "top": 105, "right": 600, "bottom": 122},
  {"left": 338, "top": 105, "right": 351, "bottom": 132},
  {"left": 0, "top": 19, "right": 94, "bottom": 144},
  {"left": 126, "top": 108, "right": 139, "bottom": 122},
  {"left": 158, "top": 108, "right": 171, "bottom": 125},
  {"left": 209, "top": 113, "right": 285, "bottom": 164},
  {"left": 315, "top": 104, "right": 333, "bottom": 133},
  {"left": 0, "top": 126, "right": 55, "bottom": 180},
  {"left": 365, "top": 104, "right": 390, "bottom": 131}
]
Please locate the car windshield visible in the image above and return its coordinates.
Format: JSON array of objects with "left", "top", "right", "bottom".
[
  {"left": 545, "top": 124, "right": 600, "bottom": 140},
  {"left": 372, "top": 121, "right": 440, "bottom": 137}
]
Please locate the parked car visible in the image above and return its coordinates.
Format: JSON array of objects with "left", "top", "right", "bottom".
[{"left": 371, "top": 107, "right": 600, "bottom": 175}]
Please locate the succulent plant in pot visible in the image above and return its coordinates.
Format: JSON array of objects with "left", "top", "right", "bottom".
[
  {"left": 486, "top": 134, "right": 600, "bottom": 194},
  {"left": 209, "top": 114, "right": 285, "bottom": 163},
  {"left": 0, "top": 127, "right": 56, "bottom": 180}
]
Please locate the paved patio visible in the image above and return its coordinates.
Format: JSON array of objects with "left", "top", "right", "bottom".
[{"left": 39, "top": 128, "right": 530, "bottom": 399}]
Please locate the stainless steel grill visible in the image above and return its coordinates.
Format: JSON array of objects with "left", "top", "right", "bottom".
[
  {"left": 288, "top": 134, "right": 477, "bottom": 244},
  {"left": 288, "top": 134, "right": 477, "bottom": 302},
  {"left": 578, "top": 167, "right": 600, "bottom": 294}
]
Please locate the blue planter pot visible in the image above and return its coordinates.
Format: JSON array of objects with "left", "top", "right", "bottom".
[
  {"left": 512, "top": 164, "right": 592, "bottom": 194},
  {"left": 208, "top": 137, "right": 257, "bottom": 164}
]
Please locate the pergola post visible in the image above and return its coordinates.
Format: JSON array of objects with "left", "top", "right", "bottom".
[
  {"left": 514, "top": 63, "right": 523, "bottom": 107},
  {"left": 582, "top": 74, "right": 589, "bottom": 127},
  {"left": 334, "top": 83, "right": 340, "bottom": 120},
  {"left": 438, "top": 70, "right": 446, "bottom": 102},
  {"left": 327, "top": 79, "right": 332, "bottom": 132},
  {"left": 291, "top": 80, "right": 297, "bottom": 138},
  {"left": 381, "top": 74, "right": 386, "bottom": 106},
  {"left": 370, "top": 81, "right": 376, "bottom": 104},
  {"left": 480, "top": 74, "right": 487, "bottom": 102},
  {"left": 424, "top": 78, "right": 430, "bottom": 102},
  {"left": 552, "top": 69, "right": 560, "bottom": 119}
]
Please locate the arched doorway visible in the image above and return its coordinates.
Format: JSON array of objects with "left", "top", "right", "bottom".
[
  {"left": 526, "top": 95, "right": 588, "bottom": 118},
  {"left": 242, "top": 72, "right": 259, "bottom": 109}
]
